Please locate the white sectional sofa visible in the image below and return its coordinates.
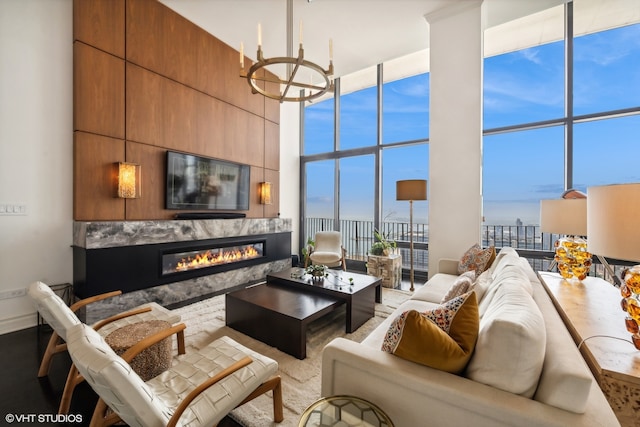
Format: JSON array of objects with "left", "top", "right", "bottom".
[{"left": 321, "top": 248, "right": 620, "bottom": 427}]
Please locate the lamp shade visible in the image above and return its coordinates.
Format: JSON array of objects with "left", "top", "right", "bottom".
[
  {"left": 540, "top": 199, "right": 587, "bottom": 235},
  {"left": 396, "top": 180, "right": 427, "bottom": 201},
  {"left": 587, "top": 183, "right": 640, "bottom": 262}
]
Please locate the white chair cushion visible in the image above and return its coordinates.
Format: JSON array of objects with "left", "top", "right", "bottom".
[
  {"left": 148, "top": 336, "right": 279, "bottom": 426},
  {"left": 310, "top": 251, "right": 342, "bottom": 265},
  {"left": 28, "top": 281, "right": 81, "bottom": 341},
  {"left": 314, "top": 231, "right": 342, "bottom": 252}
]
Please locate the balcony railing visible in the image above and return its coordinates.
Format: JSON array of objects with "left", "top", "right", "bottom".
[{"left": 304, "top": 218, "right": 633, "bottom": 284}]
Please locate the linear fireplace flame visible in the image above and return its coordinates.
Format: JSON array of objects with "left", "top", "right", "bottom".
[{"left": 162, "top": 242, "right": 264, "bottom": 275}]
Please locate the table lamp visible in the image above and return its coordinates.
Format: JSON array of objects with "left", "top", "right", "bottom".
[
  {"left": 587, "top": 183, "right": 640, "bottom": 349},
  {"left": 396, "top": 179, "right": 427, "bottom": 291},
  {"left": 540, "top": 192, "right": 590, "bottom": 281}
]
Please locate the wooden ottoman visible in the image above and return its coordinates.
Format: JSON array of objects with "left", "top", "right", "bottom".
[{"left": 105, "top": 320, "right": 172, "bottom": 381}]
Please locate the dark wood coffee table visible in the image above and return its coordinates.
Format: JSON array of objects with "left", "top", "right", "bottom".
[
  {"left": 266, "top": 268, "right": 382, "bottom": 333},
  {"left": 226, "top": 284, "right": 344, "bottom": 359}
]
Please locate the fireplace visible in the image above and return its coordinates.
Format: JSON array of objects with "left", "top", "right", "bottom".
[
  {"left": 162, "top": 241, "right": 264, "bottom": 275},
  {"left": 72, "top": 219, "right": 292, "bottom": 300}
]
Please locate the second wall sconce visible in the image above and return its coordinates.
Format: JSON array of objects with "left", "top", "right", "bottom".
[
  {"left": 259, "top": 182, "right": 272, "bottom": 205},
  {"left": 116, "top": 162, "right": 141, "bottom": 199}
]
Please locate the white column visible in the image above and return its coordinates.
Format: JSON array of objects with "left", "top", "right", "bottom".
[{"left": 425, "top": 1, "right": 484, "bottom": 277}]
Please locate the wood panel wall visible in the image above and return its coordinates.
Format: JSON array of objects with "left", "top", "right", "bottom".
[{"left": 73, "top": 0, "right": 280, "bottom": 220}]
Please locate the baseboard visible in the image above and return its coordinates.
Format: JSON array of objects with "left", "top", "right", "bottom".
[{"left": 0, "top": 313, "right": 36, "bottom": 335}]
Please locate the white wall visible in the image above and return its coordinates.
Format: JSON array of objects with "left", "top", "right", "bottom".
[{"left": 0, "top": 0, "right": 73, "bottom": 333}]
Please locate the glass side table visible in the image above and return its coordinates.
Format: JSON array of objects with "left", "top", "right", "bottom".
[{"left": 299, "top": 395, "right": 394, "bottom": 427}]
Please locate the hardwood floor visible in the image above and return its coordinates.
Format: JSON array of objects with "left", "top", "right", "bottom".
[{"left": 0, "top": 324, "right": 242, "bottom": 426}]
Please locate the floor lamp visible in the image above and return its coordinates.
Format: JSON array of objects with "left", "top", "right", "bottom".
[{"left": 396, "top": 179, "right": 427, "bottom": 291}]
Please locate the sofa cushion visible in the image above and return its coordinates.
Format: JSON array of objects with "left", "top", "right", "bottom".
[
  {"left": 478, "top": 263, "right": 533, "bottom": 318},
  {"left": 472, "top": 269, "right": 493, "bottom": 303},
  {"left": 532, "top": 281, "right": 593, "bottom": 413},
  {"left": 466, "top": 283, "right": 546, "bottom": 398},
  {"left": 381, "top": 292, "right": 478, "bottom": 374},
  {"left": 412, "top": 273, "right": 459, "bottom": 304},
  {"left": 440, "top": 271, "right": 476, "bottom": 303},
  {"left": 458, "top": 244, "right": 495, "bottom": 276},
  {"left": 487, "top": 247, "right": 521, "bottom": 279}
]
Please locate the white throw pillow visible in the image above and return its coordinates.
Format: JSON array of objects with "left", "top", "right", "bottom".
[
  {"left": 440, "top": 271, "right": 476, "bottom": 303},
  {"left": 466, "top": 283, "right": 546, "bottom": 398}
]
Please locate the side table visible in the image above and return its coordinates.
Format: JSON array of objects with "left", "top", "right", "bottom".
[
  {"left": 105, "top": 320, "right": 172, "bottom": 381},
  {"left": 299, "top": 395, "right": 394, "bottom": 427},
  {"left": 367, "top": 254, "right": 402, "bottom": 288},
  {"left": 538, "top": 271, "right": 640, "bottom": 427}
]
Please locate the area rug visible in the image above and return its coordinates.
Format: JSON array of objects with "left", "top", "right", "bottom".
[{"left": 171, "top": 286, "right": 412, "bottom": 427}]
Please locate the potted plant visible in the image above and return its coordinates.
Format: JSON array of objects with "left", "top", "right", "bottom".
[
  {"left": 306, "top": 264, "right": 327, "bottom": 281},
  {"left": 369, "top": 229, "right": 397, "bottom": 256}
]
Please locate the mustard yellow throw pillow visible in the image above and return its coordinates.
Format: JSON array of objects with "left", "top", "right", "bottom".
[{"left": 381, "top": 292, "right": 479, "bottom": 374}]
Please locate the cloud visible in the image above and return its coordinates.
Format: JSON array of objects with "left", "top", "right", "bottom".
[{"left": 517, "top": 48, "right": 543, "bottom": 65}]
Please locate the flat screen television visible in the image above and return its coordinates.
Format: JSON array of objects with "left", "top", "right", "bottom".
[{"left": 166, "top": 151, "right": 250, "bottom": 211}]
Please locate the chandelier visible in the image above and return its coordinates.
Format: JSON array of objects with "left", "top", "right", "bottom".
[{"left": 239, "top": 0, "right": 334, "bottom": 103}]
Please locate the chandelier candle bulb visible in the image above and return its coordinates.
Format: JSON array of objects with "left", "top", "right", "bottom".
[
  {"left": 258, "top": 23, "right": 262, "bottom": 47},
  {"left": 240, "top": 42, "right": 244, "bottom": 69},
  {"left": 329, "top": 38, "right": 333, "bottom": 60},
  {"left": 300, "top": 20, "right": 303, "bottom": 44}
]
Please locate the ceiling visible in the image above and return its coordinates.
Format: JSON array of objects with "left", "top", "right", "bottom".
[{"left": 159, "top": 0, "right": 567, "bottom": 81}]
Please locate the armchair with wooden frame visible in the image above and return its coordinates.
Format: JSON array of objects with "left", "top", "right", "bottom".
[
  {"left": 66, "top": 322, "right": 283, "bottom": 427},
  {"left": 306, "top": 231, "right": 347, "bottom": 271},
  {"left": 28, "top": 281, "right": 184, "bottom": 415}
]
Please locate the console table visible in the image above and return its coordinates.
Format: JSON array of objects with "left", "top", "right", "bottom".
[{"left": 538, "top": 271, "right": 640, "bottom": 427}]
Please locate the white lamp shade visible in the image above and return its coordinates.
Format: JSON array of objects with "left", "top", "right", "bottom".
[
  {"left": 540, "top": 199, "right": 587, "bottom": 235},
  {"left": 587, "top": 183, "right": 640, "bottom": 262},
  {"left": 396, "top": 180, "right": 427, "bottom": 201}
]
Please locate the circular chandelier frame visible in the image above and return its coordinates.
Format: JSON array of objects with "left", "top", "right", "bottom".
[{"left": 242, "top": 47, "right": 334, "bottom": 103}]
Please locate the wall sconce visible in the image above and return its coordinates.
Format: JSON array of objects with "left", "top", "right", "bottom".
[
  {"left": 259, "top": 182, "right": 272, "bottom": 205},
  {"left": 116, "top": 162, "right": 141, "bottom": 199}
]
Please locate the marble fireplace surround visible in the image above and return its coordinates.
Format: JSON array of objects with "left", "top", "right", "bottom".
[{"left": 73, "top": 218, "right": 292, "bottom": 321}]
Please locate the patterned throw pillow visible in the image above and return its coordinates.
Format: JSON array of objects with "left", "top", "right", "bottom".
[
  {"left": 458, "top": 244, "right": 496, "bottom": 276},
  {"left": 381, "top": 292, "right": 479, "bottom": 374},
  {"left": 440, "top": 271, "right": 476, "bottom": 304}
]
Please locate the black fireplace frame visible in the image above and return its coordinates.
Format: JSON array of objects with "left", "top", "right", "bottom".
[{"left": 73, "top": 232, "right": 291, "bottom": 298}]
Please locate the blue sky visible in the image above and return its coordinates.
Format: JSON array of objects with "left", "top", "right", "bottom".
[{"left": 305, "top": 22, "right": 640, "bottom": 226}]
